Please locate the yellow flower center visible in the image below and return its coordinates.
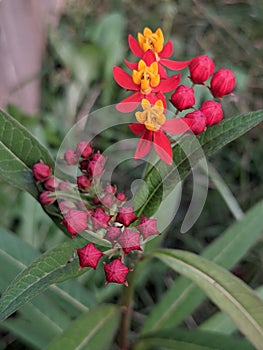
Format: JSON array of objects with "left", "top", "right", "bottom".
[
  {"left": 135, "top": 99, "right": 166, "bottom": 131},
  {"left": 138, "top": 27, "right": 164, "bottom": 54},
  {"left": 132, "top": 60, "right": 160, "bottom": 94}
]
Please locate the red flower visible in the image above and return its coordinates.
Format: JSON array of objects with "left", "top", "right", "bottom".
[
  {"left": 77, "top": 175, "right": 91, "bottom": 191},
  {"left": 63, "top": 149, "right": 78, "bottom": 165},
  {"left": 91, "top": 208, "right": 111, "bottom": 230},
  {"left": 127, "top": 27, "right": 191, "bottom": 78},
  {"left": 136, "top": 216, "right": 160, "bottom": 240},
  {"left": 32, "top": 162, "right": 52, "bottom": 181},
  {"left": 104, "top": 226, "right": 122, "bottom": 243},
  {"left": 62, "top": 209, "right": 88, "bottom": 238},
  {"left": 189, "top": 55, "right": 215, "bottom": 84},
  {"left": 116, "top": 206, "right": 137, "bottom": 227},
  {"left": 170, "top": 85, "right": 195, "bottom": 111},
  {"left": 77, "top": 243, "right": 104, "bottom": 270},
  {"left": 129, "top": 99, "right": 190, "bottom": 165},
  {"left": 103, "top": 257, "right": 130, "bottom": 286},
  {"left": 210, "top": 68, "right": 236, "bottom": 98},
  {"left": 44, "top": 176, "right": 59, "bottom": 191},
  {"left": 76, "top": 141, "right": 93, "bottom": 159},
  {"left": 117, "top": 228, "right": 141, "bottom": 255},
  {"left": 88, "top": 153, "right": 106, "bottom": 178},
  {"left": 200, "top": 100, "right": 223, "bottom": 126},
  {"left": 183, "top": 110, "right": 206, "bottom": 135},
  {"left": 116, "top": 192, "right": 127, "bottom": 203},
  {"left": 113, "top": 50, "right": 180, "bottom": 112},
  {"left": 39, "top": 191, "right": 56, "bottom": 206}
]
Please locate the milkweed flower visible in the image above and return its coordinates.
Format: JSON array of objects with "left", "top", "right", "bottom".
[
  {"left": 113, "top": 50, "right": 181, "bottom": 112},
  {"left": 127, "top": 27, "right": 191, "bottom": 78},
  {"left": 129, "top": 99, "right": 189, "bottom": 165}
]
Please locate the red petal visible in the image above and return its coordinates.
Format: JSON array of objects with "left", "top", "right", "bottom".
[
  {"left": 157, "top": 74, "right": 181, "bottom": 92},
  {"left": 160, "top": 40, "right": 173, "bottom": 58},
  {"left": 116, "top": 92, "right": 142, "bottom": 112},
  {"left": 161, "top": 58, "right": 192, "bottom": 71},
  {"left": 124, "top": 59, "right": 138, "bottom": 70},
  {"left": 142, "top": 50, "right": 157, "bottom": 66},
  {"left": 153, "top": 131, "right": 172, "bottom": 165},
  {"left": 113, "top": 66, "right": 138, "bottom": 90},
  {"left": 161, "top": 118, "right": 190, "bottom": 134},
  {"left": 128, "top": 34, "right": 144, "bottom": 57},
  {"left": 129, "top": 123, "right": 145, "bottom": 135},
  {"left": 155, "top": 92, "right": 167, "bottom": 108},
  {"left": 158, "top": 62, "right": 168, "bottom": 79},
  {"left": 134, "top": 131, "right": 153, "bottom": 159}
]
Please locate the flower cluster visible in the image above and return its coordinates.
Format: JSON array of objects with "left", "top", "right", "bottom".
[
  {"left": 32, "top": 142, "right": 159, "bottom": 286},
  {"left": 113, "top": 27, "right": 236, "bottom": 165}
]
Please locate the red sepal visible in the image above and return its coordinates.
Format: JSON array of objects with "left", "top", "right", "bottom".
[
  {"left": 161, "top": 58, "right": 191, "bottom": 71},
  {"left": 129, "top": 123, "right": 145, "bottom": 135},
  {"left": 135, "top": 130, "right": 153, "bottom": 159},
  {"left": 157, "top": 74, "right": 181, "bottom": 93},
  {"left": 128, "top": 34, "right": 144, "bottom": 57},
  {"left": 113, "top": 66, "right": 138, "bottom": 90},
  {"left": 153, "top": 131, "right": 172, "bottom": 165},
  {"left": 160, "top": 40, "right": 173, "bottom": 58}
]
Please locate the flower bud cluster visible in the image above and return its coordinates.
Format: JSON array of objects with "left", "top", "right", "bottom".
[
  {"left": 170, "top": 55, "right": 236, "bottom": 133},
  {"left": 32, "top": 142, "right": 159, "bottom": 286}
]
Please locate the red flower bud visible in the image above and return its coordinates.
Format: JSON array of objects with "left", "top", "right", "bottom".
[
  {"left": 210, "top": 68, "right": 236, "bottom": 98},
  {"left": 103, "top": 257, "right": 130, "bottom": 286},
  {"left": 117, "top": 228, "right": 141, "bottom": 254},
  {"left": 79, "top": 159, "right": 89, "bottom": 174},
  {"left": 105, "top": 185, "right": 116, "bottom": 194},
  {"left": 77, "top": 243, "right": 103, "bottom": 270},
  {"left": 88, "top": 153, "right": 106, "bottom": 178},
  {"left": 116, "top": 206, "right": 137, "bottom": 226},
  {"left": 32, "top": 162, "right": 52, "bottom": 181},
  {"left": 63, "top": 149, "right": 78, "bottom": 165},
  {"left": 39, "top": 191, "right": 56, "bottom": 206},
  {"left": 189, "top": 55, "right": 215, "bottom": 84},
  {"left": 44, "top": 176, "right": 59, "bottom": 191},
  {"left": 62, "top": 209, "right": 88, "bottom": 238},
  {"left": 104, "top": 226, "right": 122, "bottom": 243},
  {"left": 136, "top": 216, "right": 160, "bottom": 240},
  {"left": 170, "top": 85, "right": 195, "bottom": 111},
  {"left": 116, "top": 192, "right": 127, "bottom": 203},
  {"left": 183, "top": 110, "right": 206, "bottom": 135},
  {"left": 101, "top": 194, "right": 115, "bottom": 208},
  {"left": 58, "top": 181, "right": 71, "bottom": 191},
  {"left": 58, "top": 200, "right": 75, "bottom": 214},
  {"left": 91, "top": 208, "right": 111, "bottom": 230},
  {"left": 77, "top": 175, "right": 91, "bottom": 191},
  {"left": 76, "top": 142, "right": 93, "bottom": 159},
  {"left": 200, "top": 100, "right": 223, "bottom": 126}
]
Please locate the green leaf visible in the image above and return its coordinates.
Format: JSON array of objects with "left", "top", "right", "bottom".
[
  {"left": 200, "top": 286, "right": 263, "bottom": 335},
  {"left": 141, "top": 199, "right": 263, "bottom": 333},
  {"left": 46, "top": 304, "right": 120, "bottom": 350},
  {"left": 134, "top": 329, "right": 255, "bottom": 350},
  {"left": 150, "top": 249, "right": 263, "bottom": 350},
  {"left": 0, "top": 236, "right": 87, "bottom": 321},
  {"left": 134, "top": 109, "right": 263, "bottom": 217},
  {"left": 0, "top": 108, "right": 54, "bottom": 197}
]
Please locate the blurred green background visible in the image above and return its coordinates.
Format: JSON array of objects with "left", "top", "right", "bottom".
[{"left": 0, "top": 0, "right": 263, "bottom": 348}]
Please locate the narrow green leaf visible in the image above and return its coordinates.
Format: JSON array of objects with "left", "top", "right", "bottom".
[
  {"left": 200, "top": 286, "right": 263, "bottom": 335},
  {"left": 141, "top": 199, "right": 263, "bottom": 333},
  {"left": 46, "top": 304, "right": 120, "bottom": 350},
  {"left": 134, "top": 329, "right": 255, "bottom": 350},
  {"left": 151, "top": 249, "right": 263, "bottom": 350},
  {"left": 0, "top": 109, "right": 54, "bottom": 196},
  {"left": 0, "top": 236, "right": 87, "bottom": 321},
  {"left": 134, "top": 110, "right": 263, "bottom": 217}
]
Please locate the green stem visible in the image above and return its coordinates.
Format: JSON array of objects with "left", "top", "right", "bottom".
[{"left": 118, "top": 268, "right": 137, "bottom": 350}]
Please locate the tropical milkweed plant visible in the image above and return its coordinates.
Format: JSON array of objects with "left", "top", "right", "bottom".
[{"left": 0, "top": 26, "right": 263, "bottom": 350}]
